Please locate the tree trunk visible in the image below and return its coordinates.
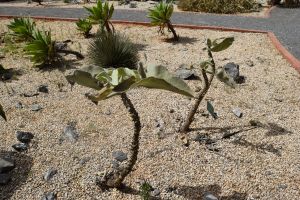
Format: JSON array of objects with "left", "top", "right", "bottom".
[
  {"left": 167, "top": 22, "right": 179, "bottom": 41},
  {"left": 97, "top": 93, "right": 141, "bottom": 189},
  {"left": 180, "top": 50, "right": 216, "bottom": 133}
]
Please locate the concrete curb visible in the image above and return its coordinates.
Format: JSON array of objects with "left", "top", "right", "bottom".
[{"left": 0, "top": 15, "right": 299, "bottom": 73}]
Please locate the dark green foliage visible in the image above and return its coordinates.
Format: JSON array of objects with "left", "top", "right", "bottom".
[
  {"left": 24, "top": 30, "right": 56, "bottom": 66},
  {"left": 84, "top": 1, "right": 114, "bottom": 32},
  {"left": 88, "top": 32, "right": 139, "bottom": 69},
  {"left": 148, "top": 0, "right": 178, "bottom": 40},
  {"left": 284, "top": 0, "right": 300, "bottom": 7},
  {"left": 76, "top": 19, "right": 92, "bottom": 38},
  {"left": 139, "top": 181, "right": 153, "bottom": 200},
  {"left": 178, "top": 0, "right": 259, "bottom": 14},
  {"left": 7, "top": 18, "right": 36, "bottom": 41}
]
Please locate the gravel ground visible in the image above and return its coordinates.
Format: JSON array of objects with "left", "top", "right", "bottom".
[{"left": 0, "top": 20, "right": 300, "bottom": 200}]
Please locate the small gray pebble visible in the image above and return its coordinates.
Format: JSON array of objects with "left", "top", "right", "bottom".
[
  {"left": 204, "top": 192, "right": 218, "bottom": 200},
  {"left": 42, "top": 192, "right": 57, "bottom": 200},
  {"left": 232, "top": 108, "right": 243, "bottom": 118},
  {"left": 31, "top": 104, "right": 43, "bottom": 111},
  {"left": 44, "top": 168, "right": 57, "bottom": 181},
  {"left": 112, "top": 151, "right": 128, "bottom": 162}
]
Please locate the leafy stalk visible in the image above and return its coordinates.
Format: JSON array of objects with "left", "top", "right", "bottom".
[{"left": 180, "top": 37, "right": 235, "bottom": 133}]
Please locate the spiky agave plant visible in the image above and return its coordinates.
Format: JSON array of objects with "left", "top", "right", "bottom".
[
  {"left": 7, "top": 18, "right": 36, "bottom": 41},
  {"left": 148, "top": 0, "right": 179, "bottom": 41},
  {"left": 84, "top": 0, "right": 114, "bottom": 33},
  {"left": 66, "top": 64, "right": 194, "bottom": 189},
  {"left": 180, "top": 37, "right": 235, "bottom": 133},
  {"left": 88, "top": 32, "right": 139, "bottom": 69},
  {"left": 76, "top": 18, "right": 93, "bottom": 38},
  {"left": 24, "top": 29, "right": 84, "bottom": 67}
]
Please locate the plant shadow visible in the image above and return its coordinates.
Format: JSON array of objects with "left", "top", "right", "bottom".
[
  {"left": 190, "top": 121, "right": 291, "bottom": 157},
  {"left": 163, "top": 36, "right": 198, "bottom": 45},
  {"left": 175, "top": 184, "right": 247, "bottom": 200},
  {"left": 118, "top": 184, "right": 164, "bottom": 200},
  {"left": 0, "top": 151, "right": 33, "bottom": 200}
]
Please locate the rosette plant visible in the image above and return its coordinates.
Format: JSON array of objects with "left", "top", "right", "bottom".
[
  {"left": 84, "top": 0, "right": 115, "bottom": 32},
  {"left": 148, "top": 0, "right": 179, "bottom": 41},
  {"left": 7, "top": 18, "right": 36, "bottom": 41},
  {"left": 76, "top": 18, "right": 93, "bottom": 38},
  {"left": 24, "top": 29, "right": 84, "bottom": 67},
  {"left": 67, "top": 64, "right": 194, "bottom": 188}
]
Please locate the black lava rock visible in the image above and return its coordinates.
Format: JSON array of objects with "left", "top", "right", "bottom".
[{"left": 16, "top": 131, "right": 34, "bottom": 143}]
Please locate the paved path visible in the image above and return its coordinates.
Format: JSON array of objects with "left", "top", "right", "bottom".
[{"left": 0, "top": 6, "right": 299, "bottom": 60}]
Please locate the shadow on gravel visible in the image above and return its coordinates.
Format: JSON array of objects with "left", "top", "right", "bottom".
[
  {"left": 232, "top": 138, "right": 282, "bottom": 156},
  {"left": 118, "top": 184, "right": 164, "bottom": 200},
  {"left": 0, "top": 151, "right": 33, "bottom": 200},
  {"left": 176, "top": 184, "right": 247, "bottom": 200},
  {"left": 164, "top": 36, "right": 198, "bottom": 45}
]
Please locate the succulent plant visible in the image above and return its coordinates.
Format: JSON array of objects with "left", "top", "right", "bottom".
[
  {"left": 66, "top": 64, "right": 193, "bottom": 188},
  {"left": 84, "top": 1, "right": 115, "bottom": 32},
  {"left": 7, "top": 18, "right": 36, "bottom": 41},
  {"left": 24, "top": 29, "right": 84, "bottom": 67},
  {"left": 76, "top": 18, "right": 93, "bottom": 38},
  {"left": 88, "top": 32, "right": 139, "bottom": 69},
  {"left": 180, "top": 37, "right": 235, "bottom": 132},
  {"left": 148, "top": 0, "right": 178, "bottom": 41}
]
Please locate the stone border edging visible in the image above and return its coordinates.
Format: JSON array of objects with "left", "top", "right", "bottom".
[{"left": 0, "top": 15, "right": 299, "bottom": 73}]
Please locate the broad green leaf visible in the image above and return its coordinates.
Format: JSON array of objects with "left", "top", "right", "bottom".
[
  {"left": 0, "top": 103, "right": 6, "bottom": 121},
  {"left": 66, "top": 70, "right": 104, "bottom": 90},
  {"left": 207, "top": 101, "right": 218, "bottom": 119},
  {"left": 211, "top": 37, "right": 234, "bottom": 52}
]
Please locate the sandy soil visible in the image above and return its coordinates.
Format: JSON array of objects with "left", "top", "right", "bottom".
[
  {"left": 0, "top": 19, "right": 300, "bottom": 200},
  {"left": 0, "top": 0, "right": 271, "bottom": 18}
]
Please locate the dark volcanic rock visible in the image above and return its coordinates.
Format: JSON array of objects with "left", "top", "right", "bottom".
[
  {"left": 12, "top": 143, "right": 28, "bottom": 152},
  {"left": 0, "top": 158, "right": 15, "bottom": 173},
  {"left": 16, "top": 131, "right": 34, "bottom": 143}
]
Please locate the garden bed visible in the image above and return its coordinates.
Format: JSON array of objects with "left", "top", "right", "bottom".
[
  {"left": 0, "top": 0, "right": 272, "bottom": 18},
  {"left": 1, "top": 19, "right": 300, "bottom": 199}
]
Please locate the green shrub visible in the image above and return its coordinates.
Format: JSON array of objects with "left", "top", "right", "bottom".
[
  {"left": 177, "top": 0, "right": 259, "bottom": 14},
  {"left": 88, "top": 32, "right": 139, "bottom": 69},
  {"left": 284, "top": 0, "right": 300, "bottom": 7},
  {"left": 84, "top": 1, "right": 114, "bottom": 32},
  {"left": 7, "top": 18, "right": 36, "bottom": 41},
  {"left": 76, "top": 18, "right": 92, "bottom": 38},
  {"left": 24, "top": 29, "right": 84, "bottom": 67},
  {"left": 148, "top": 0, "right": 179, "bottom": 41}
]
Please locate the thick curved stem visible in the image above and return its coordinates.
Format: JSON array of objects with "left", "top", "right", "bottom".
[
  {"left": 180, "top": 50, "right": 215, "bottom": 133},
  {"left": 167, "top": 22, "right": 179, "bottom": 41},
  {"left": 97, "top": 93, "right": 141, "bottom": 189},
  {"left": 57, "top": 49, "right": 84, "bottom": 59}
]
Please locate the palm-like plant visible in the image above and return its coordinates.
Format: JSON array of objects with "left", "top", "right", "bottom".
[
  {"left": 148, "top": 0, "right": 179, "bottom": 41},
  {"left": 88, "top": 32, "right": 139, "bottom": 69},
  {"left": 7, "top": 18, "right": 36, "bottom": 41},
  {"left": 66, "top": 64, "right": 194, "bottom": 188},
  {"left": 24, "top": 29, "right": 84, "bottom": 67},
  {"left": 84, "top": 1, "right": 114, "bottom": 32},
  {"left": 76, "top": 18, "right": 93, "bottom": 38}
]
